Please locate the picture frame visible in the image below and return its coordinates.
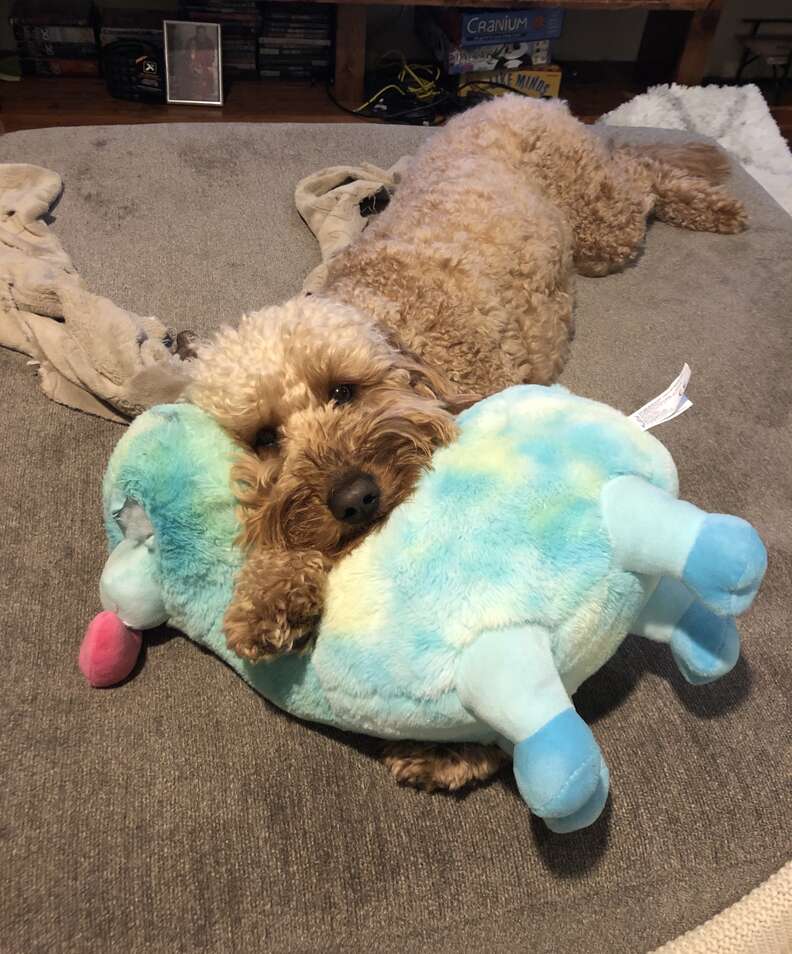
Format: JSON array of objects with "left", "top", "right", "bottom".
[{"left": 163, "top": 20, "right": 223, "bottom": 106}]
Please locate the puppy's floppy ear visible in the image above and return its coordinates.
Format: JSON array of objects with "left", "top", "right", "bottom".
[
  {"left": 385, "top": 331, "right": 481, "bottom": 414},
  {"left": 404, "top": 357, "right": 480, "bottom": 415},
  {"left": 230, "top": 448, "right": 274, "bottom": 549}
]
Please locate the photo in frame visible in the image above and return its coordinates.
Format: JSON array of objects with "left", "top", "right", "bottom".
[{"left": 164, "top": 20, "right": 223, "bottom": 106}]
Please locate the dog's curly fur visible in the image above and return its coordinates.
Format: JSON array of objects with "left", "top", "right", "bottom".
[
  {"left": 319, "top": 97, "right": 745, "bottom": 393},
  {"left": 188, "top": 95, "right": 747, "bottom": 792}
]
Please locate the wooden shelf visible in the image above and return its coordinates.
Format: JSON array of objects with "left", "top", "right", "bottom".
[
  {"left": 5, "top": 68, "right": 786, "bottom": 141},
  {"left": 282, "top": 0, "right": 709, "bottom": 7},
  {"left": 1, "top": 77, "right": 364, "bottom": 133},
  {"left": 1, "top": 65, "right": 645, "bottom": 134},
  {"left": 1, "top": 1, "right": 722, "bottom": 117}
]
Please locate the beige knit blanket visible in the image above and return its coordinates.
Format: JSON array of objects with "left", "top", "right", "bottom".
[{"left": 0, "top": 163, "right": 193, "bottom": 423}]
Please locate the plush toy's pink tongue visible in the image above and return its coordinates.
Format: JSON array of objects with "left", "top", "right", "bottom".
[{"left": 79, "top": 611, "right": 142, "bottom": 688}]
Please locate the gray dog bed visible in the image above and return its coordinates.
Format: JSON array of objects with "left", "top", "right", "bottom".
[{"left": 0, "top": 122, "right": 789, "bottom": 954}]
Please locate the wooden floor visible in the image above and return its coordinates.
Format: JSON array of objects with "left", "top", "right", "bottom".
[
  {"left": 1, "top": 68, "right": 790, "bottom": 139},
  {"left": 772, "top": 104, "right": 792, "bottom": 145}
]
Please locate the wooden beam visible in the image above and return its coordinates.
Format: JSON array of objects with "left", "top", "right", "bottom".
[
  {"left": 675, "top": 0, "right": 723, "bottom": 84},
  {"left": 334, "top": 4, "right": 367, "bottom": 111}
]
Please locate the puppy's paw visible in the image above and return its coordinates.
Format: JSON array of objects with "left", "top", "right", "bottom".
[
  {"left": 382, "top": 742, "right": 508, "bottom": 792},
  {"left": 224, "top": 548, "right": 329, "bottom": 663},
  {"left": 224, "top": 601, "right": 316, "bottom": 662}
]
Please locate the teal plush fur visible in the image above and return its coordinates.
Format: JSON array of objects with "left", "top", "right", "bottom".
[{"left": 100, "top": 387, "right": 767, "bottom": 832}]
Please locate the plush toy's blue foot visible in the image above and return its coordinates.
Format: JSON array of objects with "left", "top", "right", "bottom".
[
  {"left": 670, "top": 601, "right": 741, "bottom": 685},
  {"left": 683, "top": 515, "right": 767, "bottom": 617},
  {"left": 544, "top": 764, "right": 610, "bottom": 834},
  {"left": 513, "top": 708, "right": 607, "bottom": 832}
]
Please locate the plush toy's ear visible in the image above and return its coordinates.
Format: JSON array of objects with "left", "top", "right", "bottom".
[{"left": 387, "top": 332, "right": 481, "bottom": 414}]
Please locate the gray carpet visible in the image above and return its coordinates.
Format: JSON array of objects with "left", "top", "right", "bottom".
[{"left": 0, "top": 122, "right": 790, "bottom": 954}]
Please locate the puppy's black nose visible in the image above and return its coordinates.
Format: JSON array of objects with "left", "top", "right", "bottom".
[{"left": 328, "top": 473, "right": 380, "bottom": 525}]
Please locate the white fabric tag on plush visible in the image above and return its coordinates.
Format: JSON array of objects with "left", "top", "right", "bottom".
[{"left": 630, "top": 365, "right": 692, "bottom": 430}]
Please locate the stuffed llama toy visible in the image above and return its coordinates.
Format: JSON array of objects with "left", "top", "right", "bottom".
[{"left": 80, "top": 386, "right": 767, "bottom": 833}]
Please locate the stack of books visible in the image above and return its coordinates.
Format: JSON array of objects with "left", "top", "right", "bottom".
[
  {"left": 10, "top": 0, "right": 99, "bottom": 77},
  {"left": 99, "top": 8, "right": 169, "bottom": 50},
  {"left": 257, "top": 2, "right": 332, "bottom": 81},
  {"left": 180, "top": 0, "right": 260, "bottom": 75},
  {"left": 417, "top": 6, "right": 564, "bottom": 99}
]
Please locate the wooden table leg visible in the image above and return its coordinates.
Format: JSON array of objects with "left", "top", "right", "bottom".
[
  {"left": 334, "top": 4, "right": 367, "bottom": 110},
  {"left": 675, "top": 0, "right": 723, "bottom": 85}
]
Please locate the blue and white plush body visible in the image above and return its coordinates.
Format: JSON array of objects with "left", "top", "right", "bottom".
[{"left": 100, "top": 387, "right": 766, "bottom": 832}]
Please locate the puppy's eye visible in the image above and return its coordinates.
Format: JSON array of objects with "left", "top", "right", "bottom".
[
  {"left": 253, "top": 427, "right": 278, "bottom": 450},
  {"left": 329, "top": 383, "right": 356, "bottom": 405}
]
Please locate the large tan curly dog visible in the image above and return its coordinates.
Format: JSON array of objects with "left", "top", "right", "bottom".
[{"left": 188, "top": 95, "right": 745, "bottom": 792}]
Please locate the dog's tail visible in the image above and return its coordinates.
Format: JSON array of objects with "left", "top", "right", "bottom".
[
  {"left": 615, "top": 141, "right": 748, "bottom": 234},
  {"left": 620, "top": 142, "right": 731, "bottom": 185}
]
